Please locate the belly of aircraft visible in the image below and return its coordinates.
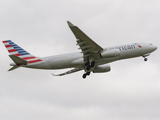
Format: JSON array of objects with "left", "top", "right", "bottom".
[{"left": 47, "top": 53, "right": 82, "bottom": 69}]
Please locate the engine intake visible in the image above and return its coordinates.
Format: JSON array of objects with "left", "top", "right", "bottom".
[{"left": 101, "top": 49, "right": 120, "bottom": 58}]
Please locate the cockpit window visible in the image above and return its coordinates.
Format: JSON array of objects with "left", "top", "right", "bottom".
[{"left": 150, "top": 44, "right": 153, "bottom": 45}]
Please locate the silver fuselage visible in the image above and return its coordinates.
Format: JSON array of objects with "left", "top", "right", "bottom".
[{"left": 23, "top": 42, "right": 157, "bottom": 70}]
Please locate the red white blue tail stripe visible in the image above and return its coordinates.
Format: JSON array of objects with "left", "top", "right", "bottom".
[{"left": 3, "top": 40, "right": 43, "bottom": 64}]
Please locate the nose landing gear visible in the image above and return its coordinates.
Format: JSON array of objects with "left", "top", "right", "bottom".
[
  {"left": 144, "top": 58, "right": 148, "bottom": 61},
  {"left": 142, "top": 53, "right": 150, "bottom": 62},
  {"left": 142, "top": 56, "right": 148, "bottom": 61}
]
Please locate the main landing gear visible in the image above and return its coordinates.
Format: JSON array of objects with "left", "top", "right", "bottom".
[
  {"left": 82, "top": 72, "right": 90, "bottom": 79},
  {"left": 86, "top": 61, "right": 95, "bottom": 70},
  {"left": 82, "top": 61, "right": 95, "bottom": 79}
]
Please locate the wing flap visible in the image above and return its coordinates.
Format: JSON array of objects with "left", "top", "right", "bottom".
[{"left": 51, "top": 68, "right": 83, "bottom": 76}]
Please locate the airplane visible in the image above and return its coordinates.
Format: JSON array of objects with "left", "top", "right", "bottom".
[{"left": 2, "top": 21, "right": 157, "bottom": 79}]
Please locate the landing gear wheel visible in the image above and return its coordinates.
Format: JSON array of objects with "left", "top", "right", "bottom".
[
  {"left": 144, "top": 58, "right": 148, "bottom": 61},
  {"left": 86, "top": 72, "right": 90, "bottom": 76},
  {"left": 91, "top": 61, "right": 95, "bottom": 67},
  {"left": 82, "top": 73, "right": 87, "bottom": 79},
  {"left": 86, "top": 65, "right": 91, "bottom": 70}
]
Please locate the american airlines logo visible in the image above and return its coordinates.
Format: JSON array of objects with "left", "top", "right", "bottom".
[
  {"left": 138, "top": 45, "right": 142, "bottom": 48},
  {"left": 118, "top": 45, "right": 135, "bottom": 51},
  {"left": 112, "top": 43, "right": 142, "bottom": 51},
  {"left": 111, "top": 45, "right": 136, "bottom": 51}
]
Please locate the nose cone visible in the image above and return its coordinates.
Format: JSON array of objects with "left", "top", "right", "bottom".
[
  {"left": 142, "top": 43, "right": 157, "bottom": 55},
  {"left": 151, "top": 45, "right": 157, "bottom": 52}
]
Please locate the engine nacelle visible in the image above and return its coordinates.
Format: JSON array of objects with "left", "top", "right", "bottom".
[
  {"left": 93, "top": 64, "right": 111, "bottom": 73},
  {"left": 101, "top": 49, "right": 120, "bottom": 58}
]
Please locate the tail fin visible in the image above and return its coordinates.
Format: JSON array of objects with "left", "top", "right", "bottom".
[
  {"left": 2, "top": 40, "right": 43, "bottom": 70},
  {"left": 3, "top": 40, "right": 31, "bottom": 56}
]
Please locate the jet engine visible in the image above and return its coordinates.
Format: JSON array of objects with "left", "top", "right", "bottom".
[
  {"left": 93, "top": 64, "right": 111, "bottom": 73},
  {"left": 101, "top": 49, "right": 120, "bottom": 58}
]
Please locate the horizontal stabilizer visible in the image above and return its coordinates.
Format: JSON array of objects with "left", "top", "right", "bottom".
[
  {"left": 9, "top": 55, "right": 28, "bottom": 65},
  {"left": 8, "top": 66, "right": 19, "bottom": 71}
]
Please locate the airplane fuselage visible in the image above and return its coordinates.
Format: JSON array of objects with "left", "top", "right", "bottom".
[{"left": 24, "top": 42, "right": 157, "bottom": 70}]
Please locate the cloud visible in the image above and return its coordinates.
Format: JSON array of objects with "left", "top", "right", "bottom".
[{"left": 0, "top": 0, "right": 160, "bottom": 120}]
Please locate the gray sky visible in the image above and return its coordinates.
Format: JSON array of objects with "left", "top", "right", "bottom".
[{"left": 0, "top": 0, "right": 160, "bottom": 120}]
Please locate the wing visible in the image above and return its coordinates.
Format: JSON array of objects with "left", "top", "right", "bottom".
[
  {"left": 67, "top": 21, "right": 103, "bottom": 62},
  {"left": 51, "top": 68, "right": 83, "bottom": 76}
]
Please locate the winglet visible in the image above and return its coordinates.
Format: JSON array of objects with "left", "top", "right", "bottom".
[{"left": 67, "top": 21, "right": 75, "bottom": 27}]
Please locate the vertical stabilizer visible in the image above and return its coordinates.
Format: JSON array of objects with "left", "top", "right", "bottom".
[{"left": 2, "top": 40, "right": 43, "bottom": 65}]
